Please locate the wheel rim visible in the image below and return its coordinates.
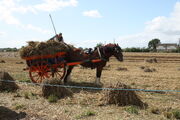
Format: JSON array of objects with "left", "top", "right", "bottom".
[
  {"left": 29, "top": 62, "right": 49, "bottom": 83},
  {"left": 51, "top": 64, "right": 66, "bottom": 80}
]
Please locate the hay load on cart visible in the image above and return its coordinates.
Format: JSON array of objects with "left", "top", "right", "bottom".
[
  {"left": 20, "top": 40, "right": 74, "bottom": 83},
  {"left": 20, "top": 40, "right": 73, "bottom": 58}
]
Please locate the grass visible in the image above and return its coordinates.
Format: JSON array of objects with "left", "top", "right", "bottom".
[
  {"left": 76, "top": 110, "right": 96, "bottom": 119},
  {"left": 150, "top": 108, "right": 161, "bottom": 114},
  {"left": 172, "top": 109, "right": 180, "bottom": 119},
  {"left": 18, "top": 79, "right": 31, "bottom": 83},
  {"left": 23, "top": 92, "right": 37, "bottom": 99},
  {"left": 24, "top": 92, "right": 30, "bottom": 99},
  {"left": 164, "top": 112, "right": 173, "bottom": 119},
  {"left": 12, "top": 73, "right": 31, "bottom": 83},
  {"left": 1, "top": 52, "right": 180, "bottom": 119},
  {"left": 14, "top": 103, "right": 25, "bottom": 110},
  {"left": 124, "top": 106, "right": 139, "bottom": 115},
  {"left": 13, "top": 92, "right": 21, "bottom": 97},
  {"left": 47, "top": 94, "right": 58, "bottom": 103}
]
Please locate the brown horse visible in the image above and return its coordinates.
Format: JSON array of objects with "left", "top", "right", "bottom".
[{"left": 63, "top": 43, "right": 123, "bottom": 85}]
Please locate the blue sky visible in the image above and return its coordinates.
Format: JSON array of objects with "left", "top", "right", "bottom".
[{"left": 0, "top": 0, "right": 180, "bottom": 48}]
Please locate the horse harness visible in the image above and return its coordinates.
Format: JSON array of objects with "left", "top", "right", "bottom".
[{"left": 97, "top": 47, "right": 109, "bottom": 61}]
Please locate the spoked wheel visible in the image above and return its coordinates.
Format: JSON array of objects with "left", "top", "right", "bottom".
[
  {"left": 29, "top": 62, "right": 50, "bottom": 83},
  {"left": 51, "top": 63, "right": 67, "bottom": 80}
]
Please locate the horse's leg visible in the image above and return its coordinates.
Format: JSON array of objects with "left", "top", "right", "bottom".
[
  {"left": 63, "top": 66, "right": 74, "bottom": 84},
  {"left": 95, "top": 67, "right": 103, "bottom": 85}
]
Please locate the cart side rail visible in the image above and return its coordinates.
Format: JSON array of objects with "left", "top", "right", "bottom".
[{"left": 22, "top": 52, "right": 66, "bottom": 61}]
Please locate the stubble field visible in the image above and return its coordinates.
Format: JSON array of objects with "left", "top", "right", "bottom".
[{"left": 0, "top": 52, "right": 180, "bottom": 120}]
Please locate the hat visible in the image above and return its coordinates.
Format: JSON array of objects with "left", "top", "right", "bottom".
[{"left": 59, "top": 33, "right": 62, "bottom": 35}]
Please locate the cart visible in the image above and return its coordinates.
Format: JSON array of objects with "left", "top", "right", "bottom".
[{"left": 23, "top": 51, "right": 101, "bottom": 83}]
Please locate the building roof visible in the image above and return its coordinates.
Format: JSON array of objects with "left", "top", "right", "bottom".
[{"left": 157, "top": 43, "right": 178, "bottom": 47}]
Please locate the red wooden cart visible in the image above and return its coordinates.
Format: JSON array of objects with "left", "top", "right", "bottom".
[{"left": 23, "top": 51, "right": 101, "bottom": 83}]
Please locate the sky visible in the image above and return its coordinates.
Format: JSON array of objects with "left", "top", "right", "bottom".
[{"left": 0, "top": 0, "right": 180, "bottom": 48}]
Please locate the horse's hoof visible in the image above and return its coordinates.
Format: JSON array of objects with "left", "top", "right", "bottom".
[{"left": 95, "top": 82, "right": 103, "bottom": 86}]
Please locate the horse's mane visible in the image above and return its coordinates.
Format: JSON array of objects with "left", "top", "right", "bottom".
[{"left": 104, "top": 43, "right": 117, "bottom": 47}]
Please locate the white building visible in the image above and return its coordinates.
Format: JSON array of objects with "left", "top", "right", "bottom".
[{"left": 156, "top": 43, "right": 178, "bottom": 52}]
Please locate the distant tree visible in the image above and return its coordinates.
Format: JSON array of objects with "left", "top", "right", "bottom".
[
  {"left": 84, "top": 48, "right": 89, "bottom": 51},
  {"left": 148, "top": 38, "right": 160, "bottom": 52},
  {"left": 78, "top": 47, "right": 83, "bottom": 50},
  {"left": 171, "top": 47, "right": 180, "bottom": 53},
  {"left": 95, "top": 42, "right": 103, "bottom": 48},
  {"left": 123, "top": 47, "right": 150, "bottom": 52},
  {"left": 0, "top": 47, "right": 18, "bottom": 52}
]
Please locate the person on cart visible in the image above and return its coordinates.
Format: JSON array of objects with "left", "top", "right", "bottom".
[
  {"left": 84, "top": 48, "right": 93, "bottom": 55},
  {"left": 50, "top": 33, "right": 64, "bottom": 42}
]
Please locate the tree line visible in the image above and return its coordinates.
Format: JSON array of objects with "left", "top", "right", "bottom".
[
  {"left": 0, "top": 48, "right": 18, "bottom": 52},
  {"left": 1, "top": 39, "right": 180, "bottom": 53}
]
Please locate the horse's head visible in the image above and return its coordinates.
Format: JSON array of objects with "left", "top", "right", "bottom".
[{"left": 105, "top": 44, "right": 123, "bottom": 61}]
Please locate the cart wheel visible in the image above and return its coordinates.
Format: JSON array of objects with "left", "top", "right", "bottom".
[
  {"left": 51, "top": 63, "right": 67, "bottom": 80},
  {"left": 29, "top": 62, "right": 50, "bottom": 83}
]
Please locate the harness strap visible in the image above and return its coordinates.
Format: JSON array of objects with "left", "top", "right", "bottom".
[
  {"left": 97, "top": 47, "right": 108, "bottom": 61},
  {"left": 97, "top": 47, "right": 102, "bottom": 59}
]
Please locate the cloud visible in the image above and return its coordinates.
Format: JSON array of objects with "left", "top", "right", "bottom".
[
  {"left": 117, "top": 2, "right": 180, "bottom": 48},
  {"left": 0, "top": 0, "right": 78, "bottom": 33},
  {"left": 23, "top": 24, "right": 52, "bottom": 34},
  {"left": 83, "top": 10, "right": 102, "bottom": 18},
  {"left": 35, "top": 0, "right": 78, "bottom": 12},
  {"left": 0, "top": 0, "right": 36, "bottom": 25},
  {"left": 0, "top": 31, "right": 6, "bottom": 36},
  {"left": 75, "top": 39, "right": 102, "bottom": 48}
]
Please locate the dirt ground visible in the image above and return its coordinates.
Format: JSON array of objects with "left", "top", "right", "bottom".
[{"left": 0, "top": 52, "right": 180, "bottom": 120}]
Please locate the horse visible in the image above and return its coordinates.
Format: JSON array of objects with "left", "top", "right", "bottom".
[{"left": 63, "top": 43, "right": 123, "bottom": 85}]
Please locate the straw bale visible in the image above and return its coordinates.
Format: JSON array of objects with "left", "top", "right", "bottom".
[
  {"left": 0, "top": 71, "right": 19, "bottom": 92},
  {"left": 0, "top": 106, "right": 26, "bottom": 119},
  {"left": 143, "top": 67, "right": 156, "bottom": 72},
  {"left": 42, "top": 78, "right": 73, "bottom": 99},
  {"left": 139, "top": 66, "right": 145, "bottom": 69},
  {"left": 100, "top": 82, "right": 147, "bottom": 108},
  {"left": 144, "top": 68, "right": 153, "bottom": 72},
  {"left": 0, "top": 60, "right": 5, "bottom": 63},
  {"left": 116, "top": 67, "right": 128, "bottom": 71},
  {"left": 144, "top": 58, "right": 157, "bottom": 63}
]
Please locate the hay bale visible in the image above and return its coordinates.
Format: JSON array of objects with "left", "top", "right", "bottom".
[
  {"left": 0, "top": 106, "right": 26, "bottom": 119},
  {"left": 144, "top": 58, "right": 157, "bottom": 63},
  {"left": 100, "top": 82, "right": 147, "bottom": 108},
  {"left": 144, "top": 68, "right": 156, "bottom": 72},
  {"left": 116, "top": 67, "right": 128, "bottom": 71},
  {"left": 0, "top": 71, "right": 19, "bottom": 92},
  {"left": 0, "top": 60, "right": 5, "bottom": 63},
  {"left": 139, "top": 66, "right": 145, "bottom": 69},
  {"left": 19, "top": 40, "right": 74, "bottom": 58},
  {"left": 42, "top": 78, "right": 73, "bottom": 99},
  {"left": 144, "top": 68, "right": 153, "bottom": 72},
  {"left": 152, "top": 58, "right": 157, "bottom": 63}
]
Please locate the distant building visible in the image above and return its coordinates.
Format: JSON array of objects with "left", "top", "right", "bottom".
[{"left": 156, "top": 43, "right": 178, "bottom": 52}]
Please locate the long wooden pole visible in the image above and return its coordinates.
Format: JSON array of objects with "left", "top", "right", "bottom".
[{"left": 49, "top": 14, "right": 57, "bottom": 35}]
